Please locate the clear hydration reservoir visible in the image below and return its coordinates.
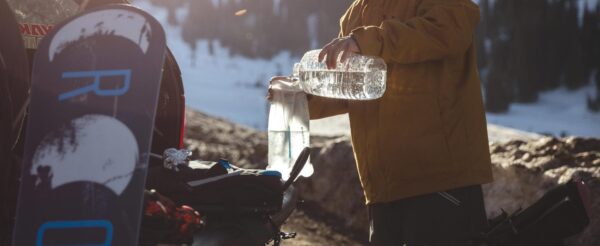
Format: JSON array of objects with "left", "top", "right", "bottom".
[{"left": 267, "top": 79, "right": 313, "bottom": 181}]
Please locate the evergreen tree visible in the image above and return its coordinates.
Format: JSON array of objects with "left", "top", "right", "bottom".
[
  {"left": 589, "top": 5, "right": 600, "bottom": 112},
  {"left": 475, "top": 0, "right": 490, "bottom": 69},
  {"left": 563, "top": 0, "right": 587, "bottom": 90},
  {"left": 539, "top": 0, "right": 567, "bottom": 90},
  {"left": 581, "top": 4, "right": 597, "bottom": 81},
  {"left": 484, "top": 0, "right": 513, "bottom": 113}
]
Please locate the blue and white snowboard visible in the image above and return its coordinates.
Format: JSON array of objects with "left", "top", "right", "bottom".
[{"left": 13, "top": 5, "right": 166, "bottom": 245}]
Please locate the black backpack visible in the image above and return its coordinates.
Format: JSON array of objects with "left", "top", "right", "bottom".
[
  {"left": 147, "top": 147, "right": 310, "bottom": 215},
  {"left": 144, "top": 148, "right": 310, "bottom": 246}
]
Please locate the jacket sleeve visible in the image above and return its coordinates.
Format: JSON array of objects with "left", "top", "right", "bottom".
[
  {"left": 308, "top": 95, "right": 348, "bottom": 120},
  {"left": 350, "top": 0, "right": 480, "bottom": 64}
]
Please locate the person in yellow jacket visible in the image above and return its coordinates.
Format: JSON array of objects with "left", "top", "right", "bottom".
[{"left": 270, "top": 0, "right": 493, "bottom": 244}]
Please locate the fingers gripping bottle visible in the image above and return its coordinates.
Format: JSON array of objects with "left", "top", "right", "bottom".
[{"left": 268, "top": 79, "right": 313, "bottom": 181}]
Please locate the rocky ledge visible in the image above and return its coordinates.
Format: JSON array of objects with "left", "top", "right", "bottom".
[{"left": 184, "top": 108, "right": 600, "bottom": 245}]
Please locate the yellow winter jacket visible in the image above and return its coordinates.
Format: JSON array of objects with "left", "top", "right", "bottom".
[{"left": 308, "top": 0, "right": 493, "bottom": 204}]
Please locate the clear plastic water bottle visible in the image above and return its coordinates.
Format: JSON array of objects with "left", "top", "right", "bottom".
[
  {"left": 267, "top": 79, "right": 313, "bottom": 181},
  {"left": 291, "top": 49, "right": 387, "bottom": 100}
]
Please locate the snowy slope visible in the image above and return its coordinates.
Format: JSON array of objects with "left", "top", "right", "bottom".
[
  {"left": 486, "top": 84, "right": 600, "bottom": 138},
  {"left": 135, "top": 1, "right": 295, "bottom": 129}
]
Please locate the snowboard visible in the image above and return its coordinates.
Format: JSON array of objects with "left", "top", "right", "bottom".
[{"left": 12, "top": 4, "right": 166, "bottom": 246}]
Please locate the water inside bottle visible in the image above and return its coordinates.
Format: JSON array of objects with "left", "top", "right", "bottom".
[
  {"left": 294, "top": 49, "right": 387, "bottom": 100},
  {"left": 298, "top": 69, "right": 386, "bottom": 100}
]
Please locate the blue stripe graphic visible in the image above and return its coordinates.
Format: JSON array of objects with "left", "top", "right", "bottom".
[{"left": 36, "top": 220, "right": 113, "bottom": 246}]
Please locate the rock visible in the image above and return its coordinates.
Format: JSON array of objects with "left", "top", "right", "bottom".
[
  {"left": 565, "top": 137, "right": 600, "bottom": 154},
  {"left": 183, "top": 109, "right": 267, "bottom": 169},
  {"left": 484, "top": 137, "right": 600, "bottom": 246},
  {"left": 297, "top": 136, "right": 600, "bottom": 245}
]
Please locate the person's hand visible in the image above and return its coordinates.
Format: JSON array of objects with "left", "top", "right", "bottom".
[
  {"left": 318, "top": 36, "right": 360, "bottom": 69},
  {"left": 266, "top": 76, "right": 293, "bottom": 101}
]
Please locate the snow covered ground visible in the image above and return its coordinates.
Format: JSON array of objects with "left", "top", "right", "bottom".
[
  {"left": 136, "top": 1, "right": 600, "bottom": 139},
  {"left": 135, "top": 1, "right": 295, "bottom": 129},
  {"left": 487, "top": 84, "right": 600, "bottom": 138}
]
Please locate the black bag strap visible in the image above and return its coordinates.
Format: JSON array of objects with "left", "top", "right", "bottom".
[{"left": 482, "top": 180, "right": 591, "bottom": 245}]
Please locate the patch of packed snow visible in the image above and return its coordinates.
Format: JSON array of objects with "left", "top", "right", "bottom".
[
  {"left": 136, "top": 1, "right": 295, "bottom": 129},
  {"left": 310, "top": 114, "right": 351, "bottom": 137},
  {"left": 487, "top": 83, "right": 600, "bottom": 138}
]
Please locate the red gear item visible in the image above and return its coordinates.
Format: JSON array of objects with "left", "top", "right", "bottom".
[
  {"left": 175, "top": 205, "right": 203, "bottom": 236},
  {"left": 140, "top": 189, "right": 203, "bottom": 244}
]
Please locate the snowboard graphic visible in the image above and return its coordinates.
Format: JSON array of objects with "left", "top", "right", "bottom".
[{"left": 12, "top": 4, "right": 166, "bottom": 246}]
